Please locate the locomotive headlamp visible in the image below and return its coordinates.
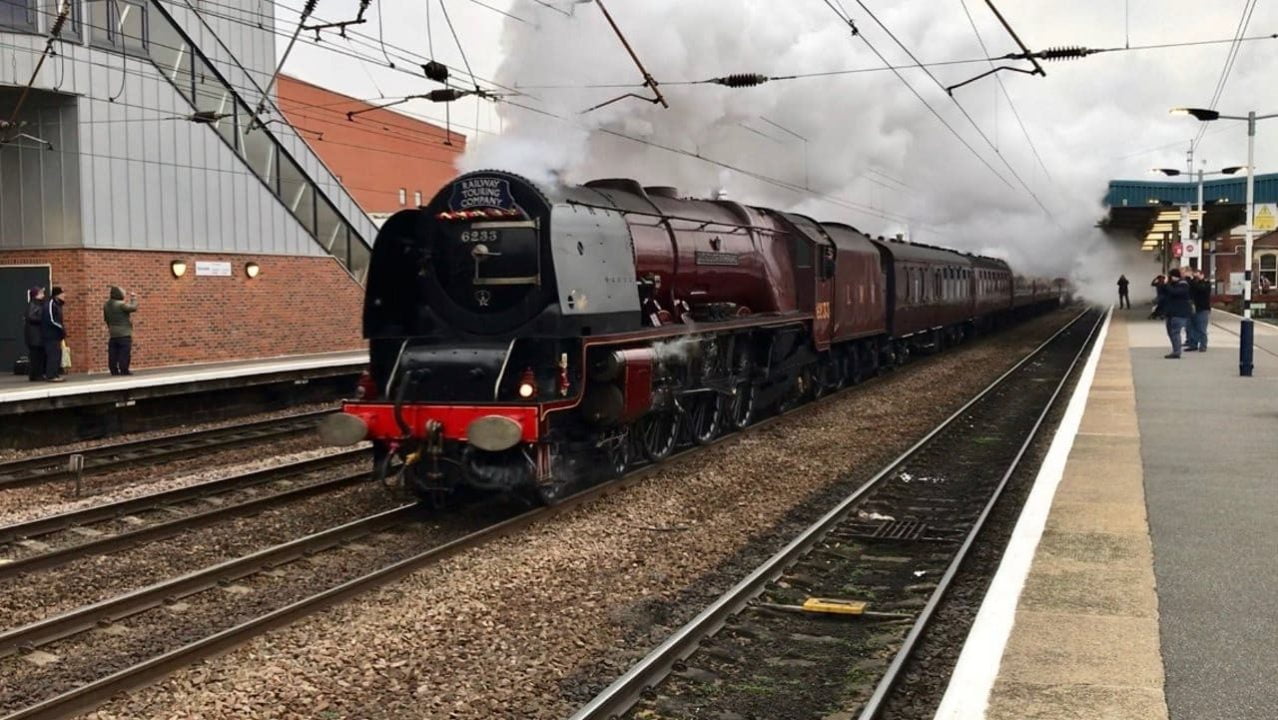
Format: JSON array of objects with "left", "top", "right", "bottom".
[
  {"left": 517, "top": 368, "right": 537, "bottom": 399},
  {"left": 170, "top": 259, "right": 187, "bottom": 278},
  {"left": 245, "top": 261, "right": 261, "bottom": 278}
]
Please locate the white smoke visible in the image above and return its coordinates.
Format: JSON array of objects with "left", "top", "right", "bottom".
[{"left": 455, "top": 0, "right": 1277, "bottom": 294}]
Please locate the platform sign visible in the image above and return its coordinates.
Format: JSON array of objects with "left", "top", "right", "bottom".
[
  {"left": 1230, "top": 272, "right": 1247, "bottom": 294},
  {"left": 194, "top": 261, "right": 232, "bottom": 277},
  {"left": 1183, "top": 239, "right": 1201, "bottom": 260},
  {"left": 1254, "top": 204, "right": 1277, "bottom": 233}
]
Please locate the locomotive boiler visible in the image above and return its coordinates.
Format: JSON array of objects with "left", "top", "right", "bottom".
[{"left": 320, "top": 169, "right": 1061, "bottom": 505}]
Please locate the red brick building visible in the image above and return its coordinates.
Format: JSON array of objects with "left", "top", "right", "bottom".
[
  {"left": 276, "top": 75, "right": 466, "bottom": 219},
  {"left": 1210, "top": 229, "right": 1278, "bottom": 293}
]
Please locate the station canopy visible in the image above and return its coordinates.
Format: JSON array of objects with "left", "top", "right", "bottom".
[{"left": 1100, "top": 172, "right": 1278, "bottom": 247}]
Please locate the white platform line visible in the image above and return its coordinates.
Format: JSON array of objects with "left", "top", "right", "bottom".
[
  {"left": 932, "top": 308, "right": 1113, "bottom": 720},
  {"left": 0, "top": 352, "right": 368, "bottom": 405}
]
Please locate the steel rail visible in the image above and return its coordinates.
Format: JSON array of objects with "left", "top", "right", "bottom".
[
  {"left": 0, "top": 310, "right": 1082, "bottom": 720},
  {"left": 853, "top": 307, "right": 1105, "bottom": 719},
  {"left": 568, "top": 307, "right": 1100, "bottom": 720},
  {"left": 0, "top": 447, "right": 369, "bottom": 544},
  {"left": 0, "top": 470, "right": 370, "bottom": 581},
  {"left": 0, "top": 505, "right": 416, "bottom": 660},
  {"left": 0, "top": 409, "right": 335, "bottom": 490}
]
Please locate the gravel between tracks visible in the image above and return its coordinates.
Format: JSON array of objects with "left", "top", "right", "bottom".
[
  {"left": 0, "top": 468, "right": 396, "bottom": 630},
  {"left": 0, "top": 402, "right": 336, "bottom": 464},
  {"left": 86, "top": 311, "right": 1077, "bottom": 720},
  {"left": 0, "top": 445, "right": 366, "bottom": 527}
]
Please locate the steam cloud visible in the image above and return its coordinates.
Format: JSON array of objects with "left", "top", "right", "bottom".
[{"left": 456, "top": 0, "right": 1278, "bottom": 302}]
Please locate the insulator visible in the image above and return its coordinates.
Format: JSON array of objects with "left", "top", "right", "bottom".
[
  {"left": 1037, "top": 46, "right": 1090, "bottom": 61},
  {"left": 422, "top": 61, "right": 450, "bottom": 83},
  {"left": 427, "top": 88, "right": 467, "bottom": 103},
  {"left": 710, "top": 73, "right": 769, "bottom": 88},
  {"left": 301, "top": 0, "right": 319, "bottom": 17},
  {"left": 49, "top": 12, "right": 67, "bottom": 36}
]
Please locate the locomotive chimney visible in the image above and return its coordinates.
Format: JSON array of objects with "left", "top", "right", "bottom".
[{"left": 713, "top": 188, "right": 729, "bottom": 200}]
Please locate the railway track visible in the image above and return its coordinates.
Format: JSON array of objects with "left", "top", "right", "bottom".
[
  {"left": 0, "top": 409, "right": 334, "bottom": 492},
  {"left": 0, "top": 310, "right": 1089, "bottom": 720},
  {"left": 0, "top": 448, "right": 371, "bottom": 580},
  {"left": 570, "top": 307, "right": 1104, "bottom": 720}
]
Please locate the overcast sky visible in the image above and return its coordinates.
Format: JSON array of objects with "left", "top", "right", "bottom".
[{"left": 276, "top": 0, "right": 1278, "bottom": 287}]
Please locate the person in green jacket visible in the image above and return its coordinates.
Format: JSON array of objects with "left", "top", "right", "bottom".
[{"left": 103, "top": 286, "right": 138, "bottom": 375}]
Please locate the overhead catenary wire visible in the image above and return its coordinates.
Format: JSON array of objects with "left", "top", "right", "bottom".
[
  {"left": 0, "top": 35, "right": 487, "bottom": 151},
  {"left": 818, "top": 0, "right": 1017, "bottom": 198},
  {"left": 1192, "top": 0, "right": 1258, "bottom": 152},
  {"left": 497, "top": 96, "right": 924, "bottom": 229},
  {"left": 511, "top": 32, "right": 1278, "bottom": 93},
  {"left": 841, "top": 0, "right": 1054, "bottom": 219},
  {"left": 957, "top": 0, "right": 1057, "bottom": 189},
  {"left": 171, "top": 0, "right": 527, "bottom": 99}
]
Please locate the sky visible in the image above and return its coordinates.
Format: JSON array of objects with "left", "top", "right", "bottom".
[{"left": 275, "top": 0, "right": 1278, "bottom": 295}]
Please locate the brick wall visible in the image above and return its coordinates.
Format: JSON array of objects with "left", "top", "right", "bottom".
[
  {"left": 2, "top": 249, "right": 364, "bottom": 373},
  {"left": 1211, "top": 230, "right": 1278, "bottom": 291},
  {"left": 276, "top": 75, "right": 465, "bottom": 214}
]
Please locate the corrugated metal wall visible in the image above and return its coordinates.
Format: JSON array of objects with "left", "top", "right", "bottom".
[
  {"left": 0, "top": 90, "right": 81, "bottom": 248},
  {"left": 0, "top": 0, "right": 376, "bottom": 259}
]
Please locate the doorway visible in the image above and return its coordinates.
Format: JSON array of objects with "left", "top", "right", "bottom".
[{"left": 0, "top": 265, "right": 52, "bottom": 372}]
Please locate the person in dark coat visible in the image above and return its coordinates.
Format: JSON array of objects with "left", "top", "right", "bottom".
[
  {"left": 1162, "top": 269, "right": 1193, "bottom": 359},
  {"left": 1149, "top": 275, "right": 1167, "bottom": 319},
  {"left": 1117, "top": 275, "right": 1130, "bottom": 309},
  {"left": 103, "top": 285, "right": 138, "bottom": 375},
  {"left": 41, "top": 286, "right": 67, "bottom": 382},
  {"left": 1186, "top": 270, "right": 1212, "bottom": 352},
  {"left": 23, "top": 286, "right": 46, "bottom": 382}
]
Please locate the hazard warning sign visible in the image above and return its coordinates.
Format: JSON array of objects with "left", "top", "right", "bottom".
[{"left": 1256, "top": 204, "right": 1277, "bottom": 232}]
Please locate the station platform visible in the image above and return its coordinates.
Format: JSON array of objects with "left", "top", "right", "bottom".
[
  {"left": 935, "top": 308, "right": 1278, "bottom": 720},
  {"left": 0, "top": 350, "right": 366, "bottom": 448}
]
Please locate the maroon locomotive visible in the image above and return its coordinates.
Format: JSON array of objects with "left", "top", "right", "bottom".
[{"left": 320, "top": 170, "right": 1061, "bottom": 504}]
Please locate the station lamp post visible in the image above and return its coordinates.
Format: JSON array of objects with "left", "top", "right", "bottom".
[
  {"left": 1152, "top": 166, "right": 1244, "bottom": 280},
  {"left": 1172, "top": 107, "right": 1278, "bottom": 377}
]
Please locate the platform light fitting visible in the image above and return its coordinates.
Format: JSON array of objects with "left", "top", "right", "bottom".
[
  {"left": 1169, "top": 107, "right": 1221, "bottom": 121},
  {"left": 245, "top": 261, "right": 261, "bottom": 279},
  {"left": 170, "top": 259, "right": 187, "bottom": 278}
]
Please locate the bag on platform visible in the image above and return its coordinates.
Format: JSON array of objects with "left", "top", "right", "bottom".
[
  {"left": 12, "top": 356, "right": 28, "bottom": 375},
  {"left": 61, "top": 341, "right": 72, "bottom": 370}
]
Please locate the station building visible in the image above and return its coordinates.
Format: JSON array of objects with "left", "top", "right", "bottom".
[
  {"left": 0, "top": 0, "right": 461, "bottom": 374},
  {"left": 1103, "top": 172, "right": 1278, "bottom": 293}
]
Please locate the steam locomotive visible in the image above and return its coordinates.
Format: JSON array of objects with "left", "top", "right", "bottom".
[{"left": 319, "top": 169, "right": 1063, "bottom": 505}]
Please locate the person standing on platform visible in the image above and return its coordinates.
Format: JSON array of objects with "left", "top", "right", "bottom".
[
  {"left": 1186, "top": 270, "right": 1212, "bottom": 352},
  {"left": 103, "top": 286, "right": 138, "bottom": 375},
  {"left": 1150, "top": 275, "right": 1167, "bottom": 319},
  {"left": 23, "top": 286, "right": 46, "bottom": 382},
  {"left": 1117, "top": 274, "right": 1130, "bottom": 309},
  {"left": 1162, "top": 269, "right": 1193, "bottom": 359},
  {"left": 41, "top": 286, "right": 66, "bottom": 382}
]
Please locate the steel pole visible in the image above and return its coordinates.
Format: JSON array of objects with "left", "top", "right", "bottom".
[
  {"left": 1240, "top": 111, "right": 1256, "bottom": 376},
  {"left": 1199, "top": 170, "right": 1209, "bottom": 284}
]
